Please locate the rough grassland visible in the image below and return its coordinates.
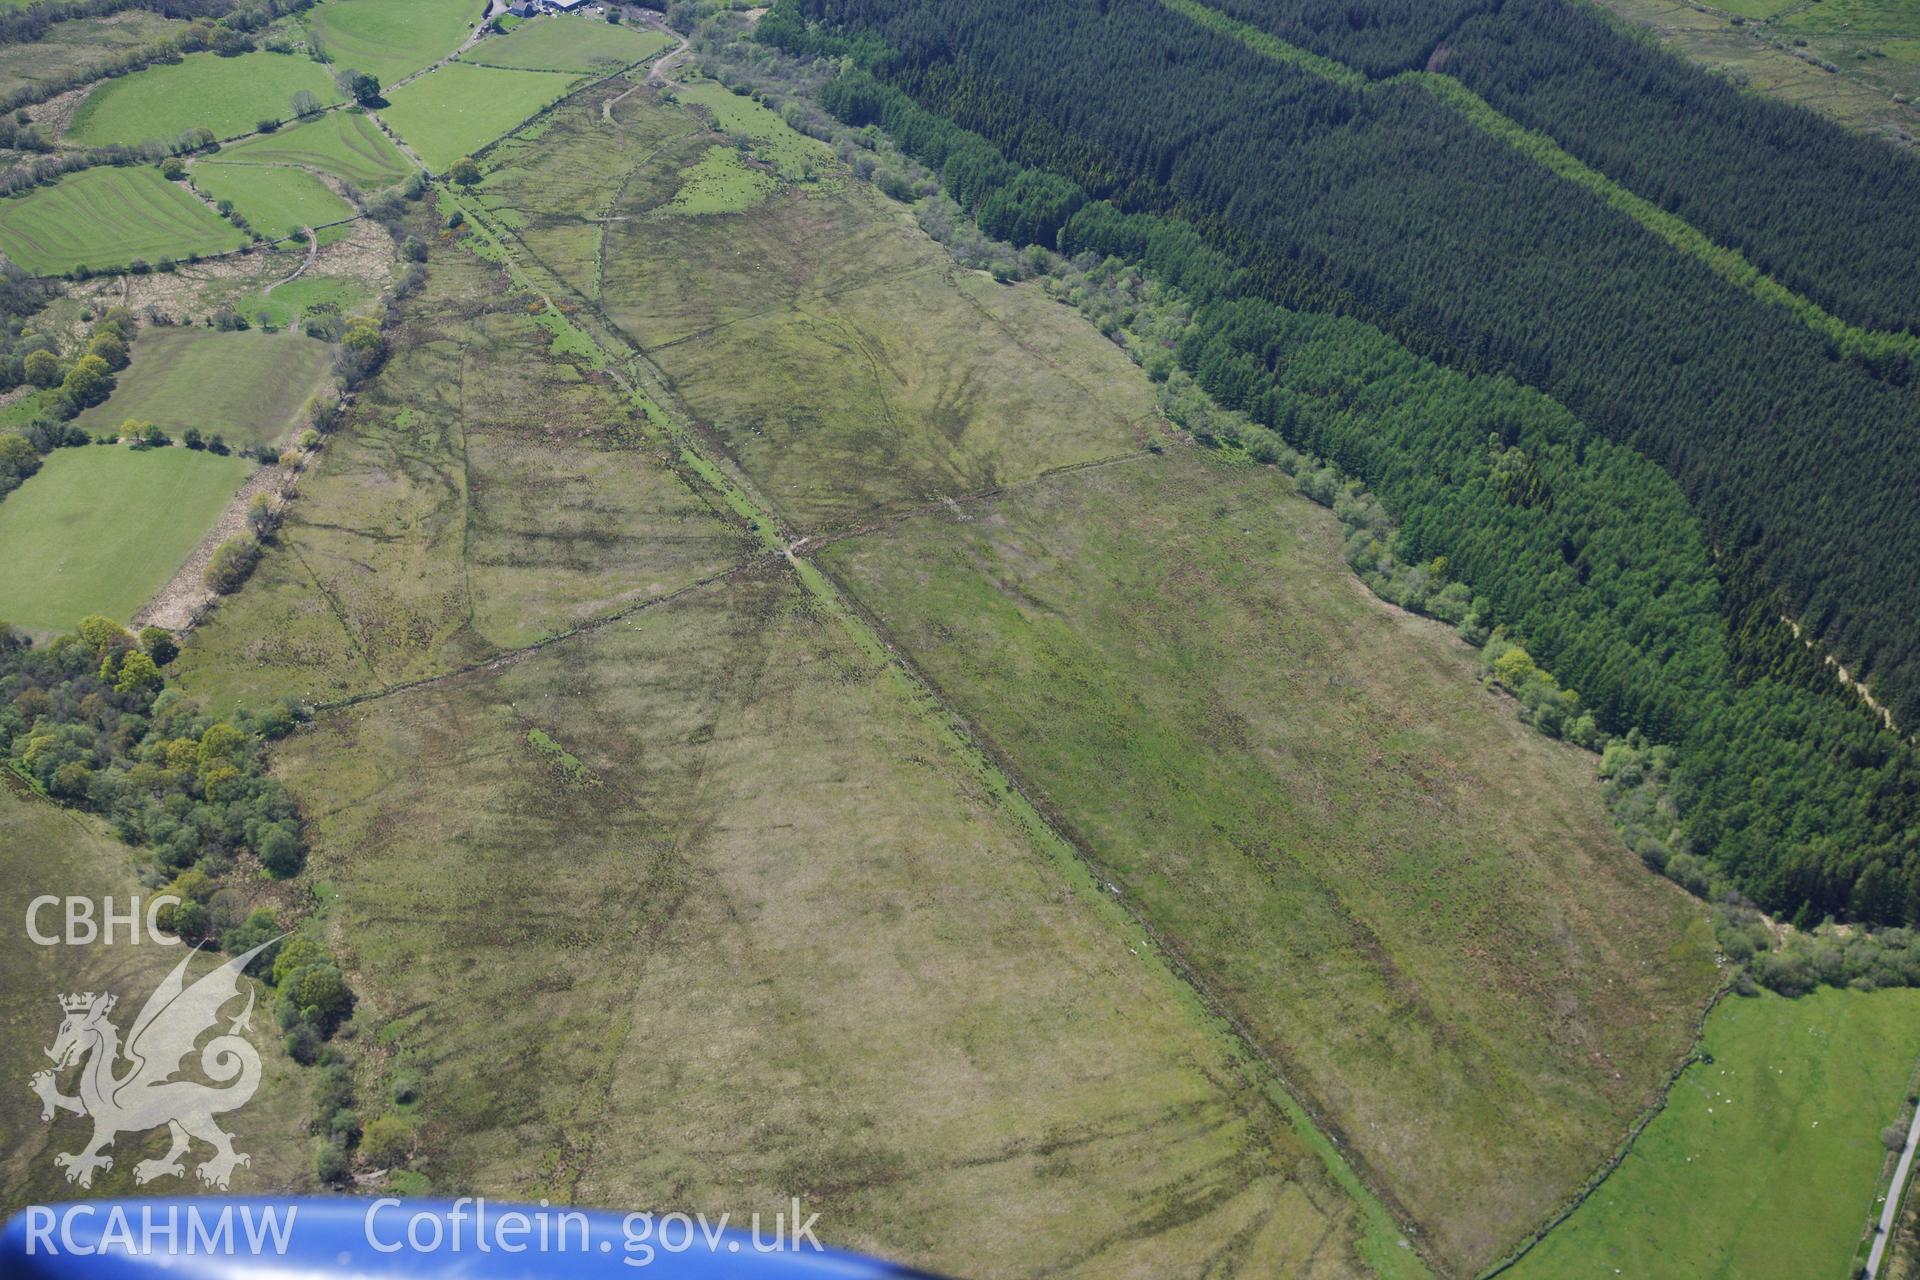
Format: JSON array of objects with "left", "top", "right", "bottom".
[
  {"left": 462, "top": 15, "right": 670, "bottom": 72},
  {"left": 214, "top": 110, "right": 415, "bottom": 191},
  {"left": 303, "top": 0, "right": 478, "bottom": 90},
  {"left": 474, "top": 79, "right": 709, "bottom": 301},
  {"left": 658, "top": 144, "right": 779, "bottom": 215},
  {"left": 1512, "top": 989, "right": 1920, "bottom": 1279},
  {"left": 0, "top": 9, "right": 186, "bottom": 101},
  {"left": 0, "top": 446, "right": 253, "bottom": 633},
  {"left": 672, "top": 78, "right": 835, "bottom": 179},
  {"left": 65, "top": 51, "right": 343, "bottom": 146},
  {"left": 173, "top": 230, "right": 754, "bottom": 710},
  {"left": 73, "top": 327, "right": 335, "bottom": 451},
  {"left": 270, "top": 565, "right": 1390, "bottom": 1278},
  {"left": 0, "top": 781, "right": 313, "bottom": 1212},
  {"left": 0, "top": 166, "right": 245, "bottom": 276},
  {"left": 379, "top": 62, "right": 584, "bottom": 172},
  {"left": 192, "top": 161, "right": 356, "bottom": 240},
  {"left": 818, "top": 452, "right": 1720, "bottom": 1272}
]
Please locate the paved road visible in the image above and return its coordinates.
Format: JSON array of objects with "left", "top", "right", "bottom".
[{"left": 1867, "top": 1106, "right": 1920, "bottom": 1278}]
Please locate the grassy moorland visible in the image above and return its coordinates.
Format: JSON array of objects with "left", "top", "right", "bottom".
[
  {"left": 1511, "top": 989, "right": 1920, "bottom": 1280},
  {"left": 0, "top": 166, "right": 245, "bottom": 276},
  {"left": 73, "top": 327, "right": 335, "bottom": 451},
  {"left": 172, "top": 234, "right": 755, "bottom": 710},
  {"left": 0, "top": 446, "right": 253, "bottom": 632},
  {"left": 273, "top": 563, "right": 1409, "bottom": 1278},
  {"left": 671, "top": 78, "right": 836, "bottom": 179},
  {"left": 0, "top": 782, "right": 314, "bottom": 1212},
  {"left": 471, "top": 78, "right": 709, "bottom": 300},
  {"left": 0, "top": 9, "right": 185, "bottom": 101},
  {"left": 462, "top": 16, "right": 670, "bottom": 73},
  {"left": 302, "top": 0, "right": 478, "bottom": 90},
  {"left": 192, "top": 162, "right": 356, "bottom": 240},
  {"left": 214, "top": 110, "right": 416, "bottom": 191},
  {"left": 65, "top": 51, "right": 342, "bottom": 146},
  {"left": 378, "top": 62, "right": 583, "bottom": 171},
  {"left": 818, "top": 452, "right": 1720, "bottom": 1270}
]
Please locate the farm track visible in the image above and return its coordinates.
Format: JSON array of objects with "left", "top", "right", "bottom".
[{"left": 439, "top": 142, "right": 1434, "bottom": 1273}]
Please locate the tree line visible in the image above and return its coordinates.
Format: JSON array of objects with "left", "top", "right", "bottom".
[
  {"left": 779, "top": 0, "right": 1920, "bottom": 735},
  {"left": 767, "top": 9, "right": 1920, "bottom": 928},
  {"left": 1202, "top": 0, "right": 1920, "bottom": 336}
]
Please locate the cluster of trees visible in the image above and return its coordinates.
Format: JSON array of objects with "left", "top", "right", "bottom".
[
  {"left": 1202, "top": 0, "right": 1920, "bottom": 336},
  {"left": 0, "top": 617, "right": 307, "bottom": 878},
  {"left": 5, "top": 307, "right": 133, "bottom": 410},
  {"left": 774, "top": 21, "right": 1920, "bottom": 927},
  {"left": 781, "top": 0, "right": 1920, "bottom": 732}
]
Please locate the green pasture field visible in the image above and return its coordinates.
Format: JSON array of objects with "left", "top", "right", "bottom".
[
  {"left": 0, "top": 446, "right": 252, "bottom": 632},
  {"left": 658, "top": 144, "right": 778, "bottom": 215},
  {"left": 673, "top": 78, "right": 834, "bottom": 179},
  {"left": 303, "top": 0, "right": 478, "bottom": 89},
  {"left": 0, "top": 782, "right": 315, "bottom": 1211},
  {"left": 193, "top": 161, "right": 355, "bottom": 240},
  {"left": 0, "top": 9, "right": 185, "bottom": 101},
  {"left": 463, "top": 15, "right": 669, "bottom": 72},
  {"left": 65, "top": 51, "right": 342, "bottom": 146},
  {"left": 172, "top": 218, "right": 755, "bottom": 708},
  {"left": 818, "top": 451, "right": 1720, "bottom": 1273},
  {"left": 0, "top": 165, "right": 245, "bottom": 276},
  {"left": 214, "top": 110, "right": 416, "bottom": 191},
  {"left": 267, "top": 557, "right": 1403, "bottom": 1278},
  {"left": 1511, "top": 988, "right": 1920, "bottom": 1280},
  {"left": 233, "top": 273, "right": 372, "bottom": 330},
  {"left": 73, "top": 326, "right": 335, "bottom": 451},
  {"left": 378, "top": 62, "right": 582, "bottom": 172}
]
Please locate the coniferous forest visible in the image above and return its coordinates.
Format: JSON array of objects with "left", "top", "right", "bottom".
[{"left": 760, "top": 0, "right": 1920, "bottom": 927}]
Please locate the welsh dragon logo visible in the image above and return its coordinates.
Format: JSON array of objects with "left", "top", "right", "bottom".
[{"left": 28, "top": 940, "right": 274, "bottom": 1190}]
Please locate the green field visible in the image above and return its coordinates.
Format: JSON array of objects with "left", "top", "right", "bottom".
[
  {"left": 65, "top": 51, "right": 343, "bottom": 146},
  {"left": 674, "top": 78, "right": 835, "bottom": 179},
  {"left": 463, "top": 15, "right": 670, "bottom": 72},
  {"left": 379, "top": 62, "right": 582, "bottom": 171},
  {"left": 0, "top": 165, "right": 246, "bottom": 276},
  {"left": 74, "top": 327, "right": 335, "bottom": 451},
  {"left": 0, "top": 446, "right": 252, "bottom": 632},
  {"left": 232, "top": 273, "right": 373, "bottom": 330},
  {"left": 192, "top": 161, "right": 356, "bottom": 240},
  {"left": 0, "top": 782, "right": 315, "bottom": 1210},
  {"left": 1511, "top": 988, "right": 1920, "bottom": 1279},
  {"left": 659, "top": 144, "right": 779, "bottom": 215},
  {"left": 213, "top": 110, "right": 416, "bottom": 191},
  {"left": 303, "top": 0, "right": 482, "bottom": 89}
]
